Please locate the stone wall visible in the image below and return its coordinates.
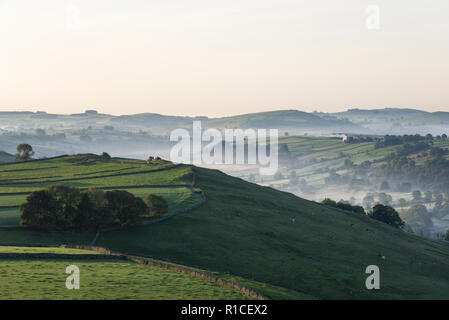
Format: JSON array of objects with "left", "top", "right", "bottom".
[{"left": 66, "top": 244, "right": 267, "bottom": 300}]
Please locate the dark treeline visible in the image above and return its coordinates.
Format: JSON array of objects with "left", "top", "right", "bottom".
[
  {"left": 20, "top": 185, "right": 168, "bottom": 232},
  {"left": 375, "top": 133, "right": 447, "bottom": 149}
]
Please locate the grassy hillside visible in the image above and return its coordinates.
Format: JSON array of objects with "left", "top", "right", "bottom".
[
  {"left": 1, "top": 156, "right": 449, "bottom": 299},
  {"left": 94, "top": 167, "right": 449, "bottom": 299}
]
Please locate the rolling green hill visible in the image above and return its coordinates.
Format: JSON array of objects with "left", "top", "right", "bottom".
[
  {"left": 0, "top": 151, "right": 14, "bottom": 163},
  {"left": 1, "top": 155, "right": 449, "bottom": 299}
]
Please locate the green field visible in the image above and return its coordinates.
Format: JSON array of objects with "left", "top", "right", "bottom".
[
  {"left": 0, "top": 258, "right": 249, "bottom": 300},
  {"left": 0, "top": 208, "right": 21, "bottom": 227},
  {"left": 1, "top": 155, "right": 449, "bottom": 299}
]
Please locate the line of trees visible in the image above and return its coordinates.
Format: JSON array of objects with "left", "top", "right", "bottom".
[
  {"left": 321, "top": 199, "right": 404, "bottom": 229},
  {"left": 20, "top": 185, "right": 168, "bottom": 232}
]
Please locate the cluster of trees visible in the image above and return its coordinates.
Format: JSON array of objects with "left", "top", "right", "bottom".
[
  {"left": 375, "top": 134, "right": 443, "bottom": 149},
  {"left": 344, "top": 136, "right": 375, "bottom": 144},
  {"left": 20, "top": 185, "right": 168, "bottom": 232},
  {"left": 321, "top": 198, "right": 365, "bottom": 215},
  {"left": 321, "top": 199, "right": 404, "bottom": 229},
  {"left": 375, "top": 152, "right": 449, "bottom": 196}
]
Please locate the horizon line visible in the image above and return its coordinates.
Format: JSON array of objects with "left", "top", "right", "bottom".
[{"left": 0, "top": 106, "right": 444, "bottom": 118}]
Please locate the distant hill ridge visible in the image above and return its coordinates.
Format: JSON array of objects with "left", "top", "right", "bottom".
[{"left": 0, "top": 107, "right": 447, "bottom": 135}]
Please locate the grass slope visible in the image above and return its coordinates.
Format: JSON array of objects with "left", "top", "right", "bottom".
[{"left": 98, "top": 167, "right": 449, "bottom": 299}]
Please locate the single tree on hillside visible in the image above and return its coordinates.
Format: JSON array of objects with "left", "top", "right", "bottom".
[
  {"left": 15, "top": 144, "right": 34, "bottom": 161},
  {"left": 368, "top": 204, "right": 404, "bottom": 229}
]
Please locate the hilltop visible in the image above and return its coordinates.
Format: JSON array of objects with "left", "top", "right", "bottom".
[{"left": 1, "top": 155, "right": 449, "bottom": 299}]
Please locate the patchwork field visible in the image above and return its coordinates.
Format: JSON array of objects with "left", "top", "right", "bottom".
[{"left": 0, "top": 154, "right": 201, "bottom": 229}]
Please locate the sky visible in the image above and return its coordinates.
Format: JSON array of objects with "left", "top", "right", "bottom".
[{"left": 1, "top": 0, "right": 449, "bottom": 116}]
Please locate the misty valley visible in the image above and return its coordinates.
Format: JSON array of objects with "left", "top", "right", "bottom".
[{"left": 1, "top": 108, "right": 449, "bottom": 300}]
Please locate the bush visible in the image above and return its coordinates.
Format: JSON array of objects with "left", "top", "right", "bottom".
[
  {"left": 146, "top": 194, "right": 169, "bottom": 217},
  {"left": 368, "top": 204, "right": 404, "bottom": 228}
]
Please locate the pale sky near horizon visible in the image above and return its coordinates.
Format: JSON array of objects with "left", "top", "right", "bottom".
[{"left": 1, "top": 0, "right": 449, "bottom": 116}]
